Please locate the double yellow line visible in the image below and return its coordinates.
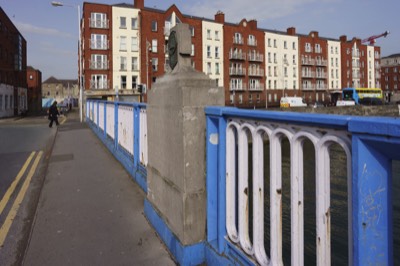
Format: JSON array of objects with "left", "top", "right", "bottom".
[{"left": 0, "top": 151, "right": 43, "bottom": 247}]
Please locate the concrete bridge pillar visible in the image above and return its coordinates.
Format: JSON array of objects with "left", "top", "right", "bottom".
[{"left": 147, "top": 23, "right": 224, "bottom": 247}]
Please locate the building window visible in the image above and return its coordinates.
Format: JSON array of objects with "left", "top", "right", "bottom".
[
  {"left": 207, "top": 62, "right": 212, "bottom": 74},
  {"left": 293, "top": 42, "right": 296, "bottom": 50},
  {"left": 131, "top": 57, "right": 138, "bottom": 71},
  {"left": 152, "top": 58, "right": 158, "bottom": 71},
  {"left": 248, "top": 35, "right": 256, "bottom": 46},
  {"left": 207, "top": 46, "right": 211, "bottom": 58},
  {"left": 91, "top": 74, "right": 108, "bottom": 89},
  {"left": 215, "top": 46, "right": 219, "bottom": 58},
  {"left": 121, "top": 76, "right": 127, "bottom": 89},
  {"left": 91, "top": 54, "right": 107, "bottom": 69},
  {"left": 120, "top": 36, "right": 127, "bottom": 51},
  {"left": 120, "top": 57, "right": 127, "bottom": 71},
  {"left": 191, "top": 44, "right": 195, "bottom": 56},
  {"left": 189, "top": 26, "right": 195, "bottom": 36},
  {"left": 90, "top": 12, "right": 107, "bottom": 28},
  {"left": 234, "top": 32, "right": 242, "bottom": 44},
  {"left": 273, "top": 39, "right": 277, "bottom": 48},
  {"left": 91, "top": 34, "right": 107, "bottom": 49},
  {"left": 120, "top": 17, "right": 126, "bottom": 28},
  {"left": 131, "top": 37, "right": 138, "bottom": 51},
  {"left": 268, "top": 38, "right": 271, "bottom": 47},
  {"left": 132, "top": 76, "right": 137, "bottom": 89},
  {"left": 305, "top": 43, "right": 311, "bottom": 52},
  {"left": 131, "top": 18, "right": 138, "bottom": 29},
  {"left": 215, "top": 63, "right": 220, "bottom": 74},
  {"left": 284, "top": 41, "right": 287, "bottom": 49},
  {"left": 215, "top": 30, "right": 219, "bottom": 40},
  {"left": 151, "top": 21, "right": 157, "bottom": 31},
  {"left": 152, "top": 39, "right": 158, "bottom": 53},
  {"left": 207, "top": 29, "right": 211, "bottom": 39}
]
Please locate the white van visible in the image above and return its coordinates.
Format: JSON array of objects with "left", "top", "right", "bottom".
[{"left": 280, "top": 97, "right": 307, "bottom": 108}]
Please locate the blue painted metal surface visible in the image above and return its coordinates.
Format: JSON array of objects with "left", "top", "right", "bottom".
[{"left": 87, "top": 101, "right": 400, "bottom": 266}]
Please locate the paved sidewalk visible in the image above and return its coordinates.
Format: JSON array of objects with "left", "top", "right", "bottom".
[{"left": 23, "top": 110, "right": 175, "bottom": 266}]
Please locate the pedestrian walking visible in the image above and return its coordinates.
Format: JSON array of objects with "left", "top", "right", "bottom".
[{"left": 48, "top": 101, "right": 60, "bottom": 128}]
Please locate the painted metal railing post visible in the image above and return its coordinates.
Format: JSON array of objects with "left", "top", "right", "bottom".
[
  {"left": 133, "top": 104, "right": 140, "bottom": 171},
  {"left": 96, "top": 101, "right": 99, "bottom": 129},
  {"left": 103, "top": 102, "right": 107, "bottom": 139},
  {"left": 352, "top": 134, "right": 392, "bottom": 266},
  {"left": 114, "top": 102, "right": 119, "bottom": 151},
  {"left": 205, "top": 107, "right": 228, "bottom": 254}
]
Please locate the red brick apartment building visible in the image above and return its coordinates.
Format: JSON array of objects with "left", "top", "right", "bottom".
[
  {"left": 0, "top": 7, "right": 28, "bottom": 117},
  {"left": 80, "top": 0, "right": 382, "bottom": 107},
  {"left": 381, "top": 54, "right": 400, "bottom": 102},
  {"left": 27, "top": 66, "right": 42, "bottom": 114}
]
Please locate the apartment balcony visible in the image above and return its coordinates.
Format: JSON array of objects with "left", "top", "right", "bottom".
[
  {"left": 249, "top": 83, "right": 264, "bottom": 91},
  {"left": 301, "top": 84, "right": 315, "bottom": 91},
  {"left": 301, "top": 58, "right": 315, "bottom": 65},
  {"left": 248, "top": 53, "right": 264, "bottom": 62},
  {"left": 233, "top": 37, "right": 244, "bottom": 45},
  {"left": 316, "top": 84, "right": 326, "bottom": 90},
  {"left": 315, "top": 72, "right": 327, "bottom": 79},
  {"left": 89, "top": 18, "right": 109, "bottom": 29},
  {"left": 315, "top": 59, "right": 327, "bottom": 66},
  {"left": 90, "top": 40, "right": 109, "bottom": 50},
  {"left": 89, "top": 60, "right": 109, "bottom": 70},
  {"left": 229, "top": 51, "right": 246, "bottom": 60},
  {"left": 301, "top": 71, "right": 315, "bottom": 78},
  {"left": 247, "top": 39, "right": 257, "bottom": 46},
  {"left": 90, "top": 80, "right": 110, "bottom": 90},
  {"left": 248, "top": 68, "right": 264, "bottom": 77},
  {"left": 229, "top": 84, "right": 247, "bottom": 91},
  {"left": 229, "top": 68, "right": 246, "bottom": 76}
]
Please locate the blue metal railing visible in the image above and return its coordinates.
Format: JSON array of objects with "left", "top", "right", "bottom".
[
  {"left": 86, "top": 100, "right": 147, "bottom": 192},
  {"left": 86, "top": 100, "right": 400, "bottom": 265},
  {"left": 205, "top": 106, "right": 400, "bottom": 266}
]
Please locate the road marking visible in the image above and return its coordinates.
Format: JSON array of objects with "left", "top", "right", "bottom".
[
  {"left": 0, "top": 151, "right": 36, "bottom": 216},
  {"left": 0, "top": 151, "right": 43, "bottom": 247},
  {"left": 60, "top": 116, "right": 67, "bottom": 125}
]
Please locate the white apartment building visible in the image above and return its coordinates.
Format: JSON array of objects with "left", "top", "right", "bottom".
[
  {"left": 112, "top": 6, "right": 141, "bottom": 92},
  {"left": 327, "top": 40, "right": 342, "bottom": 90},
  {"left": 265, "top": 31, "right": 299, "bottom": 94},
  {"left": 202, "top": 20, "right": 224, "bottom": 87}
]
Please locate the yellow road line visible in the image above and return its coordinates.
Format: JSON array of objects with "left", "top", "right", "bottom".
[
  {"left": 0, "top": 151, "right": 36, "bottom": 216},
  {"left": 60, "top": 116, "right": 67, "bottom": 125},
  {"left": 0, "top": 151, "right": 43, "bottom": 247}
]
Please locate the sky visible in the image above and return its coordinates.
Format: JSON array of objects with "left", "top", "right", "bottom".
[{"left": 0, "top": 0, "right": 399, "bottom": 81}]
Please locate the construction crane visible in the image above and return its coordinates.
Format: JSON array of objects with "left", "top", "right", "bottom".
[{"left": 361, "top": 31, "right": 390, "bottom": 45}]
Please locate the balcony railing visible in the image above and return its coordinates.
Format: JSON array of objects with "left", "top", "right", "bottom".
[
  {"left": 315, "top": 59, "right": 327, "bottom": 66},
  {"left": 248, "top": 68, "right": 264, "bottom": 77},
  {"left": 247, "top": 39, "right": 257, "bottom": 46},
  {"left": 302, "top": 84, "right": 315, "bottom": 90},
  {"left": 301, "top": 57, "right": 315, "bottom": 65},
  {"left": 229, "top": 51, "right": 246, "bottom": 60},
  {"left": 229, "top": 85, "right": 246, "bottom": 91},
  {"left": 89, "top": 60, "right": 109, "bottom": 70},
  {"left": 90, "top": 40, "right": 109, "bottom": 50},
  {"left": 229, "top": 68, "right": 246, "bottom": 76},
  {"left": 249, "top": 83, "right": 264, "bottom": 91},
  {"left": 315, "top": 72, "right": 327, "bottom": 79},
  {"left": 233, "top": 37, "right": 244, "bottom": 45},
  {"left": 90, "top": 80, "right": 110, "bottom": 90},
  {"left": 301, "top": 71, "right": 315, "bottom": 78},
  {"left": 89, "top": 18, "right": 109, "bottom": 29},
  {"left": 248, "top": 53, "right": 264, "bottom": 62}
]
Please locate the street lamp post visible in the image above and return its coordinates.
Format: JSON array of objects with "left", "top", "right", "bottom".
[{"left": 51, "top": 1, "right": 83, "bottom": 122}]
